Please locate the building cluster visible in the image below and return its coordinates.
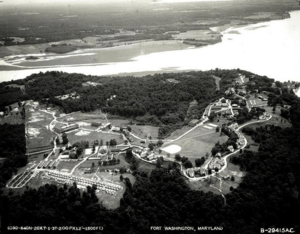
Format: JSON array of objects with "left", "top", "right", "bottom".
[
  {"left": 54, "top": 123, "right": 79, "bottom": 133},
  {"left": 37, "top": 160, "right": 60, "bottom": 169},
  {"left": 236, "top": 132, "right": 246, "bottom": 148},
  {"left": 43, "top": 171, "right": 122, "bottom": 196},
  {"left": 186, "top": 167, "right": 206, "bottom": 178},
  {"left": 211, "top": 98, "right": 230, "bottom": 111},
  {"left": 55, "top": 92, "right": 80, "bottom": 101},
  {"left": 58, "top": 147, "right": 77, "bottom": 159},
  {"left": 82, "top": 81, "right": 102, "bottom": 87},
  {"left": 134, "top": 148, "right": 161, "bottom": 162},
  {"left": 234, "top": 74, "right": 250, "bottom": 85},
  {"left": 259, "top": 112, "right": 270, "bottom": 120},
  {"left": 208, "top": 156, "right": 225, "bottom": 171}
]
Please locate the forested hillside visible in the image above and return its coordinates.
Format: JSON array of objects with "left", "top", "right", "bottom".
[
  {"left": 22, "top": 70, "right": 234, "bottom": 137},
  {"left": 0, "top": 72, "right": 300, "bottom": 233},
  {"left": 0, "top": 124, "right": 26, "bottom": 189}
]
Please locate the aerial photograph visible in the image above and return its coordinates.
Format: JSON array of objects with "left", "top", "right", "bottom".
[{"left": 0, "top": 0, "right": 300, "bottom": 233}]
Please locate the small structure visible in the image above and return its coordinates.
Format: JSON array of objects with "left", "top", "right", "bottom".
[
  {"left": 91, "top": 122, "right": 102, "bottom": 127},
  {"left": 100, "top": 123, "right": 111, "bottom": 130},
  {"left": 227, "top": 145, "right": 234, "bottom": 153},
  {"left": 112, "top": 126, "right": 120, "bottom": 132},
  {"left": 82, "top": 81, "right": 102, "bottom": 87},
  {"left": 54, "top": 124, "right": 79, "bottom": 133},
  {"left": 225, "top": 87, "right": 235, "bottom": 96},
  {"left": 110, "top": 148, "right": 121, "bottom": 153},
  {"left": 186, "top": 168, "right": 195, "bottom": 178},
  {"left": 189, "top": 119, "right": 199, "bottom": 127},
  {"left": 223, "top": 175, "right": 231, "bottom": 180}
]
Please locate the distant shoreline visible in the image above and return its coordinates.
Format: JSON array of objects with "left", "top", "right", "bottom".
[{"left": 0, "top": 11, "right": 293, "bottom": 60}]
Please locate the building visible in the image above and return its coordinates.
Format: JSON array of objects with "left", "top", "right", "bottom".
[
  {"left": 189, "top": 119, "right": 199, "bottom": 127},
  {"left": 187, "top": 168, "right": 195, "bottom": 178},
  {"left": 54, "top": 124, "right": 79, "bottom": 133},
  {"left": 100, "top": 123, "right": 111, "bottom": 130},
  {"left": 227, "top": 145, "right": 234, "bottom": 153},
  {"left": 112, "top": 126, "right": 120, "bottom": 132},
  {"left": 91, "top": 122, "right": 102, "bottom": 127},
  {"left": 225, "top": 87, "right": 235, "bottom": 96},
  {"left": 110, "top": 148, "right": 121, "bottom": 153}
]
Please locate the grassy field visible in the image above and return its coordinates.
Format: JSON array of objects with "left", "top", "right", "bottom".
[
  {"left": 219, "top": 154, "right": 245, "bottom": 194},
  {"left": 76, "top": 154, "right": 129, "bottom": 171},
  {"left": 25, "top": 108, "right": 55, "bottom": 149},
  {"left": 57, "top": 111, "right": 107, "bottom": 123},
  {"left": 95, "top": 172, "right": 135, "bottom": 209},
  {"left": 244, "top": 135, "right": 259, "bottom": 152},
  {"left": 136, "top": 159, "right": 176, "bottom": 175},
  {"left": 56, "top": 160, "right": 81, "bottom": 172},
  {"left": 129, "top": 124, "right": 159, "bottom": 140},
  {"left": 108, "top": 118, "right": 130, "bottom": 127},
  {"left": 187, "top": 177, "right": 223, "bottom": 195},
  {"left": 165, "top": 125, "right": 193, "bottom": 140},
  {"left": 72, "top": 168, "right": 135, "bottom": 209},
  {"left": 164, "top": 125, "right": 228, "bottom": 164}
]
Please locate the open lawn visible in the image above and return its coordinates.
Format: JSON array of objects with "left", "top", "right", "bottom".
[
  {"left": 129, "top": 124, "right": 159, "bottom": 140},
  {"left": 244, "top": 135, "right": 259, "bottom": 152},
  {"left": 76, "top": 154, "right": 129, "bottom": 171},
  {"left": 108, "top": 118, "right": 130, "bottom": 127},
  {"left": 25, "top": 108, "right": 55, "bottom": 149},
  {"left": 264, "top": 106, "right": 292, "bottom": 128},
  {"left": 28, "top": 153, "right": 48, "bottom": 164},
  {"left": 165, "top": 125, "right": 193, "bottom": 140},
  {"left": 218, "top": 154, "right": 245, "bottom": 194},
  {"left": 57, "top": 111, "right": 107, "bottom": 123},
  {"left": 136, "top": 159, "right": 175, "bottom": 175},
  {"left": 187, "top": 177, "right": 222, "bottom": 195},
  {"left": 56, "top": 160, "right": 81, "bottom": 172},
  {"left": 71, "top": 169, "right": 133, "bottom": 209},
  {"left": 94, "top": 172, "right": 135, "bottom": 209},
  {"left": 164, "top": 127, "right": 228, "bottom": 164}
]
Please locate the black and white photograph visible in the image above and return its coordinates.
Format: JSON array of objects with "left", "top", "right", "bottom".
[{"left": 0, "top": 0, "right": 299, "bottom": 233}]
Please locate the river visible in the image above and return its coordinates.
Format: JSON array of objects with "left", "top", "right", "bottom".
[{"left": 0, "top": 10, "right": 300, "bottom": 83}]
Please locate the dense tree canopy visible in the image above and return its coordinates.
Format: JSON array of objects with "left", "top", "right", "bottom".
[{"left": 1, "top": 70, "right": 300, "bottom": 233}]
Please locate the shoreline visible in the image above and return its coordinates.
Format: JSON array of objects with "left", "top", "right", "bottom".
[
  {"left": 0, "top": 10, "right": 300, "bottom": 89},
  {"left": 0, "top": 10, "right": 294, "bottom": 60}
]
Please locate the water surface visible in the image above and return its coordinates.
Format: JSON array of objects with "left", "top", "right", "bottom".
[{"left": 0, "top": 10, "right": 300, "bottom": 83}]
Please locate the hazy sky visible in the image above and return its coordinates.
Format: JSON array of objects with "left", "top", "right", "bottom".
[
  {"left": 1, "top": 0, "right": 230, "bottom": 6},
  {"left": 1, "top": 0, "right": 139, "bottom": 5}
]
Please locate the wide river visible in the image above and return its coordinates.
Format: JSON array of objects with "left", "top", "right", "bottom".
[{"left": 0, "top": 10, "right": 300, "bottom": 87}]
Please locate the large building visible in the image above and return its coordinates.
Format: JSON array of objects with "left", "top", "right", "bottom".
[{"left": 54, "top": 123, "right": 79, "bottom": 133}]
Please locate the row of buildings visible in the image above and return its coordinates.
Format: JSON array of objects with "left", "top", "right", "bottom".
[{"left": 54, "top": 123, "right": 79, "bottom": 133}]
